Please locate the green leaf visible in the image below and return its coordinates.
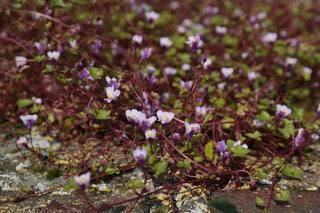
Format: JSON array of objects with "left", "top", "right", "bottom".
[
  {"left": 221, "top": 117, "right": 234, "bottom": 128},
  {"left": 258, "top": 111, "right": 274, "bottom": 123},
  {"left": 214, "top": 98, "right": 226, "bottom": 110},
  {"left": 208, "top": 197, "right": 237, "bottom": 213},
  {"left": 279, "top": 119, "right": 295, "bottom": 138},
  {"left": 17, "top": 99, "right": 32, "bottom": 108},
  {"left": 105, "top": 164, "right": 120, "bottom": 175},
  {"left": 272, "top": 157, "right": 284, "bottom": 168},
  {"left": 96, "top": 109, "right": 111, "bottom": 119},
  {"left": 280, "top": 165, "right": 302, "bottom": 179},
  {"left": 152, "top": 160, "right": 167, "bottom": 176},
  {"left": 125, "top": 178, "right": 145, "bottom": 189},
  {"left": 194, "top": 156, "right": 203, "bottom": 163},
  {"left": 148, "top": 154, "right": 157, "bottom": 164},
  {"left": 50, "top": 0, "right": 66, "bottom": 7},
  {"left": 205, "top": 141, "right": 214, "bottom": 160},
  {"left": 177, "top": 159, "right": 191, "bottom": 169},
  {"left": 64, "top": 177, "right": 79, "bottom": 192},
  {"left": 245, "top": 131, "right": 262, "bottom": 141},
  {"left": 254, "top": 168, "right": 269, "bottom": 179},
  {"left": 256, "top": 196, "right": 265, "bottom": 207},
  {"left": 276, "top": 189, "right": 290, "bottom": 201},
  {"left": 230, "top": 145, "right": 250, "bottom": 157},
  {"left": 89, "top": 67, "right": 104, "bottom": 79},
  {"left": 42, "top": 64, "right": 53, "bottom": 73}
]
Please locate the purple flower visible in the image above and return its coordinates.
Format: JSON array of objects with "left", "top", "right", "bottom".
[
  {"left": 185, "top": 35, "right": 203, "bottom": 54},
  {"left": 182, "top": 63, "right": 191, "bottom": 72},
  {"left": 145, "top": 129, "right": 156, "bottom": 142},
  {"left": 247, "top": 71, "right": 260, "bottom": 82},
  {"left": 35, "top": 42, "right": 46, "bottom": 54},
  {"left": 16, "top": 136, "right": 28, "bottom": 148},
  {"left": 139, "top": 115, "right": 157, "bottom": 132},
  {"left": 172, "top": 133, "right": 180, "bottom": 144},
  {"left": 156, "top": 110, "right": 174, "bottom": 125},
  {"left": 132, "top": 35, "right": 143, "bottom": 48},
  {"left": 20, "top": 114, "right": 38, "bottom": 129},
  {"left": 202, "top": 58, "right": 212, "bottom": 71},
  {"left": 47, "top": 51, "right": 60, "bottom": 61},
  {"left": 217, "top": 140, "right": 229, "bottom": 161},
  {"left": 104, "top": 86, "right": 120, "bottom": 103},
  {"left": 292, "top": 128, "right": 305, "bottom": 147},
  {"left": 133, "top": 148, "right": 147, "bottom": 165},
  {"left": 160, "top": 37, "right": 172, "bottom": 49},
  {"left": 221, "top": 67, "right": 234, "bottom": 78},
  {"left": 106, "top": 76, "right": 120, "bottom": 89},
  {"left": 145, "top": 11, "right": 160, "bottom": 24},
  {"left": 180, "top": 80, "right": 193, "bottom": 90},
  {"left": 126, "top": 109, "right": 143, "bottom": 126},
  {"left": 253, "top": 119, "right": 264, "bottom": 128},
  {"left": 276, "top": 104, "right": 292, "bottom": 119},
  {"left": 164, "top": 67, "right": 177, "bottom": 78},
  {"left": 73, "top": 171, "right": 91, "bottom": 192},
  {"left": 196, "top": 106, "right": 207, "bottom": 118},
  {"left": 185, "top": 122, "right": 200, "bottom": 140},
  {"left": 285, "top": 57, "right": 297, "bottom": 72},
  {"left": 139, "top": 47, "right": 152, "bottom": 64},
  {"left": 15, "top": 56, "right": 27, "bottom": 67},
  {"left": 91, "top": 40, "right": 103, "bottom": 53},
  {"left": 262, "top": 32, "right": 277, "bottom": 44},
  {"left": 317, "top": 104, "right": 320, "bottom": 117},
  {"left": 79, "top": 68, "right": 94, "bottom": 80}
]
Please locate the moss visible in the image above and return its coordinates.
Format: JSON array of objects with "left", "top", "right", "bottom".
[{"left": 46, "top": 168, "right": 62, "bottom": 180}]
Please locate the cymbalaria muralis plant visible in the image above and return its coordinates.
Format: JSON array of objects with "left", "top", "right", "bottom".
[{"left": 1, "top": 0, "right": 320, "bottom": 212}]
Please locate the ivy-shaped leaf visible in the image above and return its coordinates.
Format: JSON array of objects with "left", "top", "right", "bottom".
[
  {"left": 256, "top": 196, "right": 265, "bottom": 207},
  {"left": 96, "top": 109, "right": 111, "bottom": 119},
  {"left": 245, "top": 131, "right": 262, "bottom": 141},
  {"left": 177, "top": 159, "right": 191, "bottom": 169},
  {"left": 276, "top": 189, "right": 291, "bottom": 201},
  {"left": 205, "top": 141, "right": 214, "bottom": 160},
  {"left": 89, "top": 67, "right": 104, "bottom": 79},
  {"left": 152, "top": 160, "right": 167, "bottom": 176},
  {"left": 280, "top": 165, "right": 302, "bottom": 179},
  {"left": 125, "top": 178, "right": 145, "bottom": 189},
  {"left": 279, "top": 119, "right": 295, "bottom": 138},
  {"left": 272, "top": 157, "right": 284, "bottom": 169},
  {"left": 64, "top": 177, "right": 79, "bottom": 192},
  {"left": 254, "top": 168, "right": 269, "bottom": 179}
]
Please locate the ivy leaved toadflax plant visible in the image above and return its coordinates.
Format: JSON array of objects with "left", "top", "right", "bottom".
[
  {"left": 132, "top": 34, "right": 143, "bottom": 49},
  {"left": 16, "top": 137, "right": 28, "bottom": 148},
  {"left": 145, "top": 129, "right": 156, "bottom": 142},
  {"left": 15, "top": 56, "right": 27, "bottom": 67},
  {"left": 139, "top": 47, "right": 152, "bottom": 64},
  {"left": 133, "top": 148, "right": 147, "bottom": 166},
  {"left": 217, "top": 140, "right": 229, "bottom": 161},
  {"left": 185, "top": 122, "right": 200, "bottom": 140},
  {"left": 145, "top": 11, "right": 160, "bottom": 24},
  {"left": 73, "top": 171, "right": 91, "bottom": 192},
  {"left": 276, "top": 104, "right": 292, "bottom": 119},
  {"left": 156, "top": 110, "right": 174, "bottom": 125},
  {"left": 126, "top": 109, "right": 143, "bottom": 126},
  {"left": 262, "top": 32, "right": 277, "bottom": 45},
  {"left": 139, "top": 115, "right": 157, "bottom": 132},
  {"left": 47, "top": 51, "right": 60, "bottom": 61},
  {"left": 185, "top": 35, "right": 203, "bottom": 54},
  {"left": 221, "top": 67, "right": 234, "bottom": 78},
  {"left": 104, "top": 86, "right": 120, "bottom": 103}
]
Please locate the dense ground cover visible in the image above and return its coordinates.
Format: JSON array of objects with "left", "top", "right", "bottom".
[{"left": 1, "top": 0, "right": 320, "bottom": 212}]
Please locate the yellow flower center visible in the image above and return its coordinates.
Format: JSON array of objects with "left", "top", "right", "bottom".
[
  {"left": 108, "top": 94, "right": 113, "bottom": 99},
  {"left": 78, "top": 177, "right": 85, "bottom": 183},
  {"left": 191, "top": 39, "right": 195, "bottom": 43},
  {"left": 147, "top": 133, "right": 153, "bottom": 137},
  {"left": 130, "top": 115, "right": 135, "bottom": 119},
  {"left": 280, "top": 109, "right": 285, "bottom": 113},
  {"left": 162, "top": 116, "right": 167, "bottom": 120}
]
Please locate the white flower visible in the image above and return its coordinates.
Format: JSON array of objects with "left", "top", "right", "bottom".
[
  {"left": 47, "top": 51, "right": 60, "bottom": 61},
  {"left": 196, "top": 106, "right": 207, "bottom": 117},
  {"left": 69, "top": 40, "right": 77, "bottom": 48},
  {"left": 145, "top": 11, "right": 160, "bottom": 23},
  {"left": 182, "top": 63, "right": 191, "bottom": 71},
  {"left": 285, "top": 57, "right": 297, "bottom": 66},
  {"left": 262, "top": 32, "right": 277, "bottom": 43},
  {"left": 276, "top": 104, "right": 292, "bottom": 119},
  {"left": 180, "top": 80, "right": 193, "bottom": 89},
  {"left": 160, "top": 37, "right": 172, "bottom": 49},
  {"left": 74, "top": 172, "right": 91, "bottom": 192},
  {"left": 221, "top": 67, "right": 234, "bottom": 78},
  {"left": 15, "top": 56, "right": 27, "bottom": 67},
  {"left": 125, "top": 109, "right": 142, "bottom": 125},
  {"left": 105, "top": 86, "right": 120, "bottom": 103},
  {"left": 156, "top": 110, "right": 174, "bottom": 125},
  {"left": 132, "top": 35, "right": 143, "bottom": 47},
  {"left": 202, "top": 58, "right": 212, "bottom": 70},
  {"left": 215, "top": 26, "right": 227, "bottom": 35},
  {"left": 164, "top": 67, "right": 177, "bottom": 77},
  {"left": 247, "top": 71, "right": 260, "bottom": 81},
  {"left": 145, "top": 129, "right": 156, "bottom": 141},
  {"left": 185, "top": 122, "right": 200, "bottom": 140}
]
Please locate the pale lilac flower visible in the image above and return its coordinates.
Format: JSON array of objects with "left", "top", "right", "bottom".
[
  {"left": 182, "top": 63, "right": 191, "bottom": 72},
  {"left": 79, "top": 68, "right": 94, "bottom": 80},
  {"left": 182, "top": 19, "right": 193, "bottom": 27},
  {"left": 177, "top": 25, "right": 187, "bottom": 34},
  {"left": 91, "top": 40, "right": 103, "bottom": 53},
  {"left": 139, "top": 115, "right": 157, "bottom": 131},
  {"left": 215, "top": 26, "right": 227, "bottom": 36},
  {"left": 285, "top": 57, "right": 297, "bottom": 67},
  {"left": 160, "top": 37, "right": 172, "bottom": 49},
  {"left": 133, "top": 148, "right": 147, "bottom": 165},
  {"left": 204, "top": 6, "right": 219, "bottom": 16},
  {"left": 241, "top": 52, "right": 248, "bottom": 59},
  {"left": 221, "top": 67, "right": 234, "bottom": 78},
  {"left": 202, "top": 58, "right": 212, "bottom": 71},
  {"left": 69, "top": 40, "right": 77, "bottom": 48},
  {"left": 15, "top": 56, "right": 27, "bottom": 67},
  {"left": 276, "top": 104, "right": 292, "bottom": 119},
  {"left": 217, "top": 82, "right": 227, "bottom": 91},
  {"left": 311, "top": 133, "right": 319, "bottom": 140},
  {"left": 104, "top": 86, "right": 120, "bottom": 103},
  {"left": 74, "top": 171, "right": 91, "bottom": 192},
  {"left": 247, "top": 71, "right": 260, "bottom": 82},
  {"left": 35, "top": 42, "right": 45, "bottom": 54},
  {"left": 139, "top": 47, "right": 152, "bottom": 64},
  {"left": 180, "top": 80, "right": 193, "bottom": 90},
  {"left": 185, "top": 122, "right": 200, "bottom": 140},
  {"left": 164, "top": 67, "right": 177, "bottom": 78},
  {"left": 106, "top": 76, "right": 120, "bottom": 89},
  {"left": 262, "top": 32, "right": 277, "bottom": 44},
  {"left": 292, "top": 128, "right": 305, "bottom": 147},
  {"left": 93, "top": 17, "right": 103, "bottom": 26},
  {"left": 185, "top": 35, "right": 203, "bottom": 54},
  {"left": 31, "top": 97, "right": 42, "bottom": 105},
  {"left": 132, "top": 35, "right": 143, "bottom": 48},
  {"left": 16, "top": 136, "right": 28, "bottom": 147},
  {"left": 217, "top": 140, "right": 229, "bottom": 161},
  {"left": 253, "top": 119, "right": 264, "bottom": 128},
  {"left": 126, "top": 109, "right": 142, "bottom": 125},
  {"left": 156, "top": 110, "right": 174, "bottom": 125},
  {"left": 47, "top": 51, "right": 60, "bottom": 61},
  {"left": 302, "top": 67, "right": 312, "bottom": 81},
  {"left": 196, "top": 106, "right": 207, "bottom": 118},
  {"left": 145, "top": 11, "right": 160, "bottom": 24},
  {"left": 145, "top": 129, "right": 156, "bottom": 142},
  {"left": 20, "top": 114, "right": 38, "bottom": 129},
  {"left": 317, "top": 104, "right": 320, "bottom": 117},
  {"left": 172, "top": 133, "right": 180, "bottom": 144}
]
